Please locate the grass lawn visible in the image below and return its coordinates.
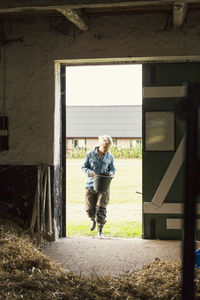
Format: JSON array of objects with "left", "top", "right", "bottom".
[
  {"left": 66, "top": 219, "right": 142, "bottom": 238},
  {"left": 66, "top": 159, "right": 142, "bottom": 238}
]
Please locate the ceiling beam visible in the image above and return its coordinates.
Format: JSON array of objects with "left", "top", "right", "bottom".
[
  {"left": 0, "top": 0, "right": 176, "bottom": 9},
  {"left": 57, "top": 8, "right": 88, "bottom": 31},
  {"left": 173, "top": 2, "right": 188, "bottom": 27},
  {"left": 0, "top": 0, "right": 199, "bottom": 11},
  {"left": 0, "top": 0, "right": 196, "bottom": 31}
]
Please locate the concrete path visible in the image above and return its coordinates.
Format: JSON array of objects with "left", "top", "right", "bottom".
[{"left": 44, "top": 237, "right": 182, "bottom": 277}]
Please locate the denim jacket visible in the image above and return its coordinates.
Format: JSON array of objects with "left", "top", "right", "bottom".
[{"left": 82, "top": 147, "right": 116, "bottom": 189}]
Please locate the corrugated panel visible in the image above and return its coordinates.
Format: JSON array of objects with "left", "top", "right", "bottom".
[{"left": 66, "top": 106, "right": 142, "bottom": 138}]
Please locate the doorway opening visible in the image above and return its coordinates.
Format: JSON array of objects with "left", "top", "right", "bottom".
[{"left": 65, "top": 64, "right": 142, "bottom": 238}]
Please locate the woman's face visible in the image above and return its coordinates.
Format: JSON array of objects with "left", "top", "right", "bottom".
[{"left": 99, "top": 142, "right": 110, "bottom": 154}]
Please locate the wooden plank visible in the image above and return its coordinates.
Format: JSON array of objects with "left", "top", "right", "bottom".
[
  {"left": 30, "top": 168, "right": 39, "bottom": 233},
  {"left": 47, "top": 166, "right": 52, "bottom": 235},
  {"left": 143, "top": 86, "right": 187, "bottom": 98},
  {"left": 41, "top": 165, "right": 47, "bottom": 233},
  {"left": 0, "top": 0, "right": 200, "bottom": 11},
  {"left": 57, "top": 7, "right": 88, "bottom": 31},
  {"left": 144, "top": 202, "right": 200, "bottom": 214},
  {"left": 173, "top": 2, "right": 188, "bottom": 27},
  {"left": 57, "top": 55, "right": 200, "bottom": 64},
  {"left": 166, "top": 218, "right": 200, "bottom": 229},
  {"left": 144, "top": 202, "right": 183, "bottom": 214},
  {"left": 151, "top": 134, "right": 186, "bottom": 207}
]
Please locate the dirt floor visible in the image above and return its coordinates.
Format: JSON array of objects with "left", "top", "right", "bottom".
[{"left": 44, "top": 237, "right": 182, "bottom": 277}]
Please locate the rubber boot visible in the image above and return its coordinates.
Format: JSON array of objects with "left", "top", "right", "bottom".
[
  {"left": 90, "top": 218, "right": 96, "bottom": 231},
  {"left": 97, "top": 224, "right": 104, "bottom": 239}
]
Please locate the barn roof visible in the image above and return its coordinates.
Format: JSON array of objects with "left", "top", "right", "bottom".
[{"left": 66, "top": 105, "right": 142, "bottom": 138}]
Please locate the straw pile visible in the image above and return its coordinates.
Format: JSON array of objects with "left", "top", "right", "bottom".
[{"left": 1, "top": 220, "right": 200, "bottom": 300}]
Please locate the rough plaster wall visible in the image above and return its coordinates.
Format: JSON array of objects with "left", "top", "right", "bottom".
[
  {"left": 1, "top": 11, "right": 200, "bottom": 165},
  {"left": 0, "top": 20, "right": 56, "bottom": 165}
]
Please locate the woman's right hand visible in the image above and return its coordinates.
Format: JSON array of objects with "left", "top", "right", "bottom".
[{"left": 89, "top": 171, "right": 95, "bottom": 177}]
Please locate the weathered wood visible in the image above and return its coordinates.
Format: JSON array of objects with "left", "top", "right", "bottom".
[
  {"left": 30, "top": 179, "right": 38, "bottom": 233},
  {"left": 57, "top": 7, "right": 88, "bottom": 31},
  {"left": 41, "top": 166, "right": 47, "bottom": 233},
  {"left": 31, "top": 166, "right": 40, "bottom": 233},
  {"left": 0, "top": 0, "right": 199, "bottom": 11},
  {"left": 173, "top": 2, "right": 188, "bottom": 27},
  {"left": 36, "top": 166, "right": 41, "bottom": 232},
  {"left": 39, "top": 166, "right": 44, "bottom": 231},
  {"left": 47, "top": 166, "right": 52, "bottom": 236},
  {"left": 0, "top": 0, "right": 180, "bottom": 9},
  {"left": 0, "top": 0, "right": 197, "bottom": 33}
]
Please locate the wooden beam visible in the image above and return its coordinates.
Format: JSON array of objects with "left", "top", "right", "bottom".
[
  {"left": 0, "top": 0, "right": 199, "bottom": 11},
  {"left": 57, "top": 7, "right": 88, "bottom": 31},
  {"left": 173, "top": 2, "right": 188, "bottom": 27},
  {"left": 0, "top": 0, "right": 177, "bottom": 9}
]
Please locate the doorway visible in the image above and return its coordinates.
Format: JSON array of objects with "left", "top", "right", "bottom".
[
  {"left": 57, "top": 59, "right": 199, "bottom": 240},
  {"left": 65, "top": 64, "right": 143, "bottom": 238}
]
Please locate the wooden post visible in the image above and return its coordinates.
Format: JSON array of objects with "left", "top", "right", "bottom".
[{"left": 47, "top": 166, "right": 53, "bottom": 236}]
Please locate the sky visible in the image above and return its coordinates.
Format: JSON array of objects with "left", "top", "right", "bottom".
[{"left": 65, "top": 64, "right": 142, "bottom": 106}]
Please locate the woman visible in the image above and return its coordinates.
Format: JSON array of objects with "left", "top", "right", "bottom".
[{"left": 82, "top": 135, "right": 116, "bottom": 238}]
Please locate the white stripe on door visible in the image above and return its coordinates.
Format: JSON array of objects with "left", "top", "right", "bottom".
[
  {"left": 143, "top": 86, "right": 187, "bottom": 98},
  {"left": 144, "top": 202, "right": 200, "bottom": 214},
  {"left": 151, "top": 134, "right": 186, "bottom": 207},
  {"left": 144, "top": 202, "right": 183, "bottom": 214},
  {"left": 166, "top": 218, "right": 200, "bottom": 230}
]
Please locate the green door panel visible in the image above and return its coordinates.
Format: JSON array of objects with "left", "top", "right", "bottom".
[{"left": 142, "top": 62, "right": 200, "bottom": 240}]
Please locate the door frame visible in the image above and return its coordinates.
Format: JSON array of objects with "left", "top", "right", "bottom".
[{"left": 55, "top": 55, "right": 200, "bottom": 238}]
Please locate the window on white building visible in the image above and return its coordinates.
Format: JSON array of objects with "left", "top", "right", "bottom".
[
  {"left": 112, "top": 138, "right": 117, "bottom": 147},
  {"left": 130, "top": 139, "right": 142, "bottom": 148}
]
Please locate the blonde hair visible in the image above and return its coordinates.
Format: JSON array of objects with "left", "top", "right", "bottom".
[{"left": 98, "top": 135, "right": 113, "bottom": 146}]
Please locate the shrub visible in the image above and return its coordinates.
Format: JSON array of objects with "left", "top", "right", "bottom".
[
  {"left": 67, "top": 145, "right": 142, "bottom": 159},
  {"left": 67, "top": 148, "right": 87, "bottom": 159},
  {"left": 110, "top": 145, "right": 142, "bottom": 159}
]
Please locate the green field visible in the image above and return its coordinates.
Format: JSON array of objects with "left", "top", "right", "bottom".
[{"left": 66, "top": 159, "right": 142, "bottom": 238}]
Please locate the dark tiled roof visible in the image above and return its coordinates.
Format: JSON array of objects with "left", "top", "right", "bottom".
[{"left": 66, "top": 105, "right": 142, "bottom": 138}]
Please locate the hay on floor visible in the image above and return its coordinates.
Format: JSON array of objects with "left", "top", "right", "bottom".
[{"left": 1, "top": 220, "right": 200, "bottom": 299}]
